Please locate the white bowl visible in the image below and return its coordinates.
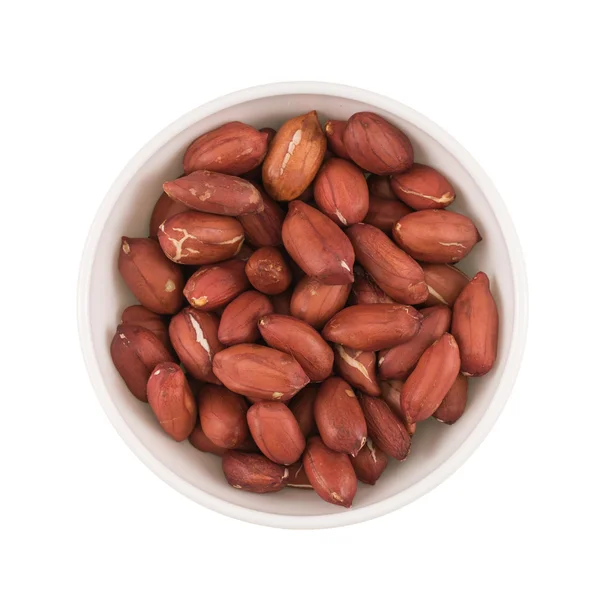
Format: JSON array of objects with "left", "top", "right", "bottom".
[{"left": 77, "top": 82, "right": 528, "bottom": 529}]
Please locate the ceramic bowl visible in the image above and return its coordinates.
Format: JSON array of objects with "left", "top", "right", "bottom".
[{"left": 78, "top": 82, "right": 527, "bottom": 529}]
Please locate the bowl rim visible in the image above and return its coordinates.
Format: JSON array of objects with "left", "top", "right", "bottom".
[{"left": 77, "top": 81, "right": 528, "bottom": 529}]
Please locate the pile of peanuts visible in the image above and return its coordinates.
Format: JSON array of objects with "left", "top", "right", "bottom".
[{"left": 111, "top": 110, "right": 499, "bottom": 508}]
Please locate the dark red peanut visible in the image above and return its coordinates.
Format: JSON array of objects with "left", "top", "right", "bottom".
[
  {"left": 290, "top": 276, "right": 351, "bottom": 329},
  {"left": 334, "top": 345, "right": 380, "bottom": 396},
  {"left": 393, "top": 209, "right": 481, "bottom": 263},
  {"left": 282, "top": 201, "right": 355, "bottom": 285},
  {"left": 421, "top": 262, "right": 470, "bottom": 307},
  {"left": 451, "top": 272, "right": 499, "bottom": 376},
  {"left": 147, "top": 362, "right": 196, "bottom": 441},
  {"left": 183, "top": 258, "right": 250, "bottom": 311},
  {"left": 258, "top": 314, "right": 334, "bottom": 382},
  {"left": 183, "top": 122, "right": 269, "bottom": 176},
  {"left": 118, "top": 237, "right": 184, "bottom": 315},
  {"left": 237, "top": 186, "right": 284, "bottom": 247},
  {"left": 313, "top": 158, "right": 369, "bottom": 226},
  {"left": 168, "top": 308, "right": 222, "bottom": 383},
  {"left": 359, "top": 394, "right": 411, "bottom": 461},
  {"left": 247, "top": 402, "right": 305, "bottom": 465},
  {"left": 378, "top": 305, "right": 451, "bottom": 381},
  {"left": 245, "top": 247, "right": 292, "bottom": 295},
  {"left": 212, "top": 344, "right": 309, "bottom": 402},
  {"left": 189, "top": 426, "right": 226, "bottom": 456},
  {"left": 390, "top": 163, "right": 455, "bottom": 210},
  {"left": 217, "top": 290, "right": 274, "bottom": 345},
  {"left": 364, "top": 194, "right": 412, "bottom": 233},
  {"left": 120, "top": 305, "right": 169, "bottom": 349},
  {"left": 110, "top": 324, "right": 175, "bottom": 402},
  {"left": 350, "top": 438, "right": 388, "bottom": 485},
  {"left": 303, "top": 437, "right": 357, "bottom": 507},
  {"left": 433, "top": 373, "right": 469, "bottom": 424},
  {"left": 346, "top": 223, "right": 428, "bottom": 305},
  {"left": 198, "top": 384, "right": 249, "bottom": 449},
  {"left": 380, "top": 380, "right": 416, "bottom": 435},
  {"left": 324, "top": 120, "right": 350, "bottom": 159},
  {"left": 343, "top": 112, "right": 413, "bottom": 175},
  {"left": 322, "top": 304, "right": 423, "bottom": 352},
  {"left": 158, "top": 211, "right": 244, "bottom": 265},
  {"left": 163, "top": 170, "right": 264, "bottom": 216},
  {"left": 314, "top": 377, "right": 367, "bottom": 457},
  {"left": 222, "top": 451, "right": 288, "bottom": 493},
  {"left": 400, "top": 333, "right": 461, "bottom": 423},
  {"left": 149, "top": 191, "right": 188, "bottom": 239}
]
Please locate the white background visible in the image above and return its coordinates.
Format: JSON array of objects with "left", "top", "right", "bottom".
[{"left": 2, "top": 1, "right": 599, "bottom": 598}]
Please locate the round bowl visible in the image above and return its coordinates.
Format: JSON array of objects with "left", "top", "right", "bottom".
[{"left": 77, "top": 82, "right": 528, "bottom": 529}]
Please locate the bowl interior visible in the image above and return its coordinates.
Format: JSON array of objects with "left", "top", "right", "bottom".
[{"left": 84, "top": 90, "right": 515, "bottom": 522}]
